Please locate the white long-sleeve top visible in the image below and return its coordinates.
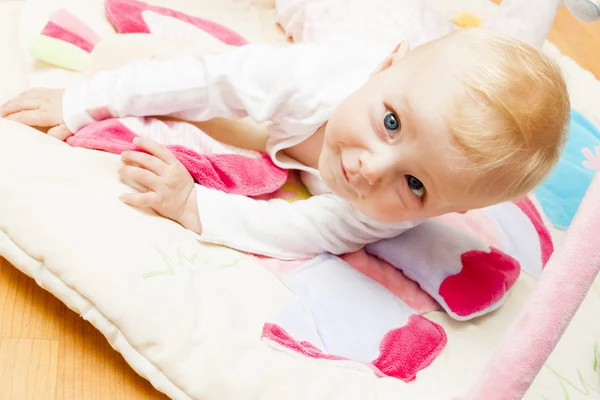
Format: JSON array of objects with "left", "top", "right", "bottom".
[{"left": 62, "top": 43, "right": 420, "bottom": 260}]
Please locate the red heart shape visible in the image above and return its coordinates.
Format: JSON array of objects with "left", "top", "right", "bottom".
[{"left": 439, "top": 247, "right": 520, "bottom": 317}]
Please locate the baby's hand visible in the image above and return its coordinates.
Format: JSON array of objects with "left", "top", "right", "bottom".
[
  {"left": 0, "top": 88, "right": 71, "bottom": 140},
  {"left": 119, "top": 137, "right": 203, "bottom": 234}
]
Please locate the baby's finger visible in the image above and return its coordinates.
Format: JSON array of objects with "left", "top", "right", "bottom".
[
  {"left": 133, "top": 136, "right": 177, "bottom": 165},
  {"left": 119, "top": 165, "right": 161, "bottom": 191},
  {"left": 121, "top": 150, "right": 166, "bottom": 176},
  {"left": 119, "top": 191, "right": 159, "bottom": 208},
  {"left": 0, "top": 96, "right": 40, "bottom": 118},
  {"left": 5, "top": 109, "right": 51, "bottom": 126},
  {"left": 47, "top": 124, "right": 72, "bottom": 141}
]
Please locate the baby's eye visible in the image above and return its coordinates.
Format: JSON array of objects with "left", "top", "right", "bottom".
[
  {"left": 383, "top": 111, "right": 400, "bottom": 138},
  {"left": 406, "top": 175, "right": 425, "bottom": 198}
]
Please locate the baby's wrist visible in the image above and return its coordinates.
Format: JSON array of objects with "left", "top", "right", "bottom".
[{"left": 178, "top": 188, "right": 203, "bottom": 234}]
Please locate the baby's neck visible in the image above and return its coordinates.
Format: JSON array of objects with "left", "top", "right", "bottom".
[{"left": 283, "top": 122, "right": 327, "bottom": 170}]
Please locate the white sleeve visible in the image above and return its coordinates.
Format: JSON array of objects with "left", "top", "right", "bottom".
[
  {"left": 192, "top": 185, "right": 418, "bottom": 260},
  {"left": 61, "top": 43, "right": 325, "bottom": 133}
]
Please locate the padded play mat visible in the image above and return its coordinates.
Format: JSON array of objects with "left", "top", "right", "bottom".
[{"left": 0, "top": 0, "right": 599, "bottom": 399}]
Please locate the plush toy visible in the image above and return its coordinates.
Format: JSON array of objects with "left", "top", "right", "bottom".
[
  {"left": 565, "top": 0, "right": 600, "bottom": 22},
  {"left": 30, "top": 9, "right": 101, "bottom": 71},
  {"left": 30, "top": 9, "right": 289, "bottom": 196}
]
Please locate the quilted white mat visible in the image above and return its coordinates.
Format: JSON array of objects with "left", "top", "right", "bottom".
[{"left": 0, "top": 0, "right": 598, "bottom": 399}]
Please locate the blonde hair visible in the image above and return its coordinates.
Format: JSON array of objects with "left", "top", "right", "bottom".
[{"left": 444, "top": 28, "right": 570, "bottom": 201}]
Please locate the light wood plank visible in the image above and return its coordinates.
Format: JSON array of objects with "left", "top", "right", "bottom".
[
  {"left": 1, "top": 259, "right": 167, "bottom": 400},
  {"left": 0, "top": 258, "right": 62, "bottom": 339},
  {"left": 54, "top": 307, "right": 166, "bottom": 400},
  {"left": 548, "top": 6, "right": 600, "bottom": 78},
  {"left": 0, "top": 338, "right": 59, "bottom": 400}
]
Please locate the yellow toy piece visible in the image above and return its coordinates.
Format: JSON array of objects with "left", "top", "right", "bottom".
[
  {"left": 280, "top": 173, "right": 312, "bottom": 203},
  {"left": 453, "top": 12, "right": 482, "bottom": 28},
  {"left": 30, "top": 35, "right": 90, "bottom": 72}
]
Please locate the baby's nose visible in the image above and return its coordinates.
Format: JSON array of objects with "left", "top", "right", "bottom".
[
  {"left": 360, "top": 157, "right": 391, "bottom": 186},
  {"left": 362, "top": 172, "right": 380, "bottom": 186}
]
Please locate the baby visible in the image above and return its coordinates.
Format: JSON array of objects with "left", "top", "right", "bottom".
[{"left": 0, "top": 28, "right": 569, "bottom": 260}]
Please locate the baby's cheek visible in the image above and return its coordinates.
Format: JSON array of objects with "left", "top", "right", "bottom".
[
  {"left": 326, "top": 121, "right": 348, "bottom": 145},
  {"left": 328, "top": 107, "right": 367, "bottom": 145},
  {"left": 357, "top": 195, "right": 410, "bottom": 223}
]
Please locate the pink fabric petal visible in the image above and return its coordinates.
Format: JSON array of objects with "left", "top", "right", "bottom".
[
  {"left": 50, "top": 9, "right": 101, "bottom": 46},
  {"left": 182, "top": 150, "right": 288, "bottom": 197},
  {"left": 105, "top": 0, "right": 249, "bottom": 46},
  {"left": 263, "top": 315, "right": 447, "bottom": 383},
  {"left": 341, "top": 250, "right": 440, "bottom": 314},
  {"left": 439, "top": 247, "right": 521, "bottom": 317},
  {"left": 66, "top": 119, "right": 138, "bottom": 152},
  {"left": 41, "top": 21, "right": 95, "bottom": 53},
  {"left": 66, "top": 119, "right": 287, "bottom": 196},
  {"left": 262, "top": 323, "right": 353, "bottom": 363},
  {"left": 371, "top": 315, "right": 447, "bottom": 382},
  {"left": 514, "top": 198, "right": 554, "bottom": 267}
]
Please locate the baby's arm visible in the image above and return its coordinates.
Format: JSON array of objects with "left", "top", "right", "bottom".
[
  {"left": 191, "top": 185, "right": 411, "bottom": 260},
  {"left": 118, "top": 137, "right": 416, "bottom": 259},
  {"left": 61, "top": 43, "right": 318, "bottom": 134},
  {"left": 1, "top": 43, "right": 324, "bottom": 138}
]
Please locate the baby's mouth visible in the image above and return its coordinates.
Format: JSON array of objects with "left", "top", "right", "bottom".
[
  {"left": 340, "top": 162, "right": 364, "bottom": 198},
  {"left": 341, "top": 162, "right": 350, "bottom": 183}
]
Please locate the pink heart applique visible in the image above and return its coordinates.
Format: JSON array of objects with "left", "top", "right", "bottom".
[
  {"left": 371, "top": 315, "right": 447, "bottom": 382},
  {"left": 439, "top": 247, "right": 520, "bottom": 317}
]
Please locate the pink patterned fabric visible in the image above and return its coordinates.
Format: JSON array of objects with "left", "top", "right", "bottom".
[
  {"left": 263, "top": 314, "right": 447, "bottom": 382},
  {"left": 341, "top": 250, "right": 441, "bottom": 314},
  {"left": 48, "top": 9, "right": 101, "bottom": 46},
  {"left": 515, "top": 197, "right": 554, "bottom": 266},
  {"left": 41, "top": 21, "right": 95, "bottom": 53},
  {"left": 364, "top": 218, "right": 525, "bottom": 321},
  {"left": 105, "top": 0, "right": 249, "bottom": 46},
  {"left": 36, "top": 2, "right": 286, "bottom": 198},
  {"left": 261, "top": 253, "right": 448, "bottom": 382},
  {"left": 67, "top": 119, "right": 288, "bottom": 196}
]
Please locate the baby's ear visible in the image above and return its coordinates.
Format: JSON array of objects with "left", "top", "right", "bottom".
[{"left": 370, "top": 41, "right": 411, "bottom": 77}]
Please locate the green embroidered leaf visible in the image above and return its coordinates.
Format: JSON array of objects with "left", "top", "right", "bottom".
[
  {"left": 544, "top": 364, "right": 600, "bottom": 399},
  {"left": 593, "top": 343, "right": 599, "bottom": 373},
  {"left": 142, "top": 246, "right": 205, "bottom": 279}
]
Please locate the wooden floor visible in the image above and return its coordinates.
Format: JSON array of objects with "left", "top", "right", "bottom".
[
  {"left": 547, "top": 6, "right": 600, "bottom": 78},
  {"left": 1, "top": 4, "right": 600, "bottom": 400},
  {"left": 0, "top": 264, "right": 167, "bottom": 400}
]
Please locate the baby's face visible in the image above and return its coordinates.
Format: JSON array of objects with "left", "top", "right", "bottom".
[{"left": 319, "top": 41, "right": 490, "bottom": 223}]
